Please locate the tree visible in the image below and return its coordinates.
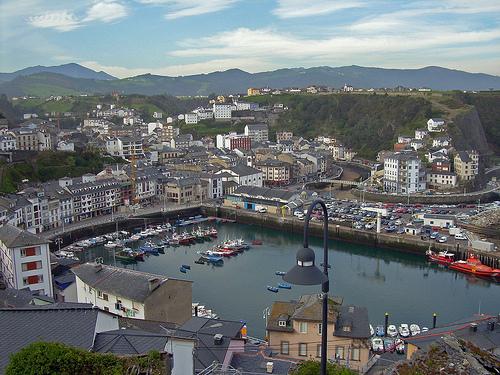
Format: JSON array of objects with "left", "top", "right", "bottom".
[{"left": 290, "top": 360, "right": 357, "bottom": 375}]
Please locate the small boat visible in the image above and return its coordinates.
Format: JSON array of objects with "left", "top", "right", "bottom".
[
  {"left": 449, "top": 254, "right": 500, "bottom": 278},
  {"left": 375, "top": 325, "right": 385, "bottom": 337},
  {"left": 130, "top": 234, "right": 141, "bottom": 241},
  {"left": 387, "top": 325, "right": 398, "bottom": 337},
  {"left": 252, "top": 239, "right": 263, "bottom": 245},
  {"left": 180, "top": 266, "right": 187, "bottom": 273},
  {"left": 278, "top": 282, "right": 291, "bottom": 289},
  {"left": 275, "top": 271, "right": 286, "bottom": 276},
  {"left": 104, "top": 241, "right": 117, "bottom": 249},
  {"left": 267, "top": 286, "right": 279, "bottom": 293},
  {"left": 395, "top": 339, "right": 405, "bottom": 354},
  {"left": 426, "top": 249, "right": 455, "bottom": 264},
  {"left": 383, "top": 338, "right": 396, "bottom": 353},
  {"left": 410, "top": 324, "right": 421, "bottom": 336},
  {"left": 398, "top": 324, "right": 410, "bottom": 338},
  {"left": 370, "top": 324, "right": 375, "bottom": 337},
  {"left": 194, "top": 259, "right": 205, "bottom": 265},
  {"left": 181, "top": 264, "right": 191, "bottom": 270},
  {"left": 115, "top": 250, "right": 137, "bottom": 263},
  {"left": 371, "top": 338, "right": 384, "bottom": 353}
]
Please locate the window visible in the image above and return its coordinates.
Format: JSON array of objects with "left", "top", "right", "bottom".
[
  {"left": 23, "top": 274, "right": 43, "bottom": 285},
  {"left": 104, "top": 307, "right": 109, "bottom": 312},
  {"left": 20, "top": 247, "right": 40, "bottom": 257},
  {"left": 316, "top": 344, "right": 322, "bottom": 358},
  {"left": 317, "top": 323, "right": 322, "bottom": 335},
  {"left": 299, "top": 343, "right": 307, "bottom": 357},
  {"left": 280, "top": 341, "right": 289, "bottom": 355},
  {"left": 351, "top": 348, "right": 360, "bottom": 361},
  {"left": 299, "top": 322, "right": 308, "bottom": 333},
  {"left": 21, "top": 261, "right": 42, "bottom": 271},
  {"left": 335, "top": 346, "right": 345, "bottom": 360},
  {"left": 278, "top": 320, "right": 286, "bottom": 327}
]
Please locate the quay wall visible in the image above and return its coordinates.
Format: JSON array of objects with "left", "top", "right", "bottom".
[
  {"left": 201, "top": 205, "right": 500, "bottom": 269},
  {"left": 352, "top": 189, "right": 499, "bottom": 204}
]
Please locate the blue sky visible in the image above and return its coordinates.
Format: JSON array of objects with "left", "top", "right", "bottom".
[{"left": 1, "top": 0, "right": 500, "bottom": 77}]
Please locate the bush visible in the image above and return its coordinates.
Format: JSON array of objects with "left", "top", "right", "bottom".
[{"left": 290, "top": 360, "right": 357, "bottom": 375}]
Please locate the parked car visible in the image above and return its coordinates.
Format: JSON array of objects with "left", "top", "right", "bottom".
[
  {"left": 437, "top": 236, "right": 448, "bottom": 243},
  {"left": 257, "top": 207, "right": 267, "bottom": 213},
  {"left": 454, "top": 233, "right": 467, "bottom": 240},
  {"left": 430, "top": 232, "right": 440, "bottom": 239}
]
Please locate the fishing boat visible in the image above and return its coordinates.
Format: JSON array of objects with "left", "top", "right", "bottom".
[
  {"left": 194, "top": 259, "right": 205, "bottom": 265},
  {"left": 275, "top": 271, "right": 286, "bottom": 276},
  {"left": 168, "top": 237, "right": 180, "bottom": 246},
  {"left": 448, "top": 254, "right": 500, "bottom": 278},
  {"left": 200, "top": 255, "right": 224, "bottom": 265},
  {"left": 252, "top": 239, "right": 263, "bottom": 245},
  {"left": 267, "top": 286, "right": 279, "bottom": 293},
  {"left": 410, "top": 324, "right": 421, "bottom": 336},
  {"left": 130, "top": 234, "right": 141, "bottom": 241},
  {"left": 55, "top": 250, "right": 79, "bottom": 261},
  {"left": 426, "top": 249, "right": 455, "bottom": 264},
  {"left": 278, "top": 282, "right": 291, "bottom": 289},
  {"left": 180, "top": 266, "right": 187, "bottom": 273},
  {"left": 139, "top": 245, "right": 159, "bottom": 256},
  {"left": 208, "top": 228, "right": 218, "bottom": 238},
  {"left": 104, "top": 241, "right": 117, "bottom": 250},
  {"left": 181, "top": 264, "right": 191, "bottom": 270},
  {"left": 115, "top": 250, "right": 137, "bottom": 263}
]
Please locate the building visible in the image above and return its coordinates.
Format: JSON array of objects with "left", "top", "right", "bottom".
[
  {"left": 153, "top": 111, "right": 163, "bottom": 119},
  {"left": 410, "top": 139, "right": 424, "bottom": 151},
  {"left": 398, "top": 135, "right": 412, "bottom": 144},
  {"left": 215, "top": 165, "right": 263, "bottom": 187},
  {"left": 244, "top": 123, "right": 269, "bottom": 143},
  {"left": 106, "top": 137, "right": 143, "bottom": 158},
  {"left": 184, "top": 112, "right": 198, "bottom": 124},
  {"left": 432, "top": 136, "right": 451, "bottom": 148},
  {"left": 247, "top": 88, "right": 261, "bottom": 96},
  {"left": 12, "top": 128, "right": 51, "bottom": 151},
  {"left": 423, "top": 214, "right": 455, "bottom": 228},
  {"left": 254, "top": 159, "right": 291, "bottom": 186},
  {"left": 213, "top": 104, "right": 233, "bottom": 120},
  {"left": 426, "top": 171, "right": 457, "bottom": 189},
  {"left": 427, "top": 118, "right": 445, "bottom": 132},
  {"left": 171, "top": 134, "right": 194, "bottom": 149},
  {"left": 0, "top": 224, "right": 53, "bottom": 297},
  {"left": 0, "top": 134, "right": 17, "bottom": 151},
  {"left": 159, "top": 177, "right": 207, "bottom": 204},
  {"left": 216, "top": 133, "right": 251, "bottom": 150},
  {"left": 266, "top": 294, "right": 372, "bottom": 372},
  {"left": 384, "top": 152, "right": 426, "bottom": 194},
  {"left": 454, "top": 150, "right": 479, "bottom": 181},
  {"left": 276, "top": 131, "right": 293, "bottom": 142},
  {"left": 414, "top": 128, "right": 428, "bottom": 140},
  {"left": 73, "top": 262, "right": 192, "bottom": 324}
]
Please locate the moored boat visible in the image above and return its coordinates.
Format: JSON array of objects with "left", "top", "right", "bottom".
[
  {"left": 448, "top": 254, "right": 500, "bottom": 278},
  {"left": 278, "top": 282, "right": 291, "bottom": 289},
  {"left": 180, "top": 266, "right": 187, "bottom": 273},
  {"left": 426, "top": 249, "right": 454, "bottom": 264},
  {"left": 267, "top": 286, "right": 279, "bottom": 293},
  {"left": 275, "top": 271, "right": 286, "bottom": 276},
  {"left": 181, "top": 264, "right": 191, "bottom": 270}
]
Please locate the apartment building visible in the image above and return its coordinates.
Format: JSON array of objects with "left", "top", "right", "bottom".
[
  {"left": 254, "top": 159, "right": 291, "bottom": 186},
  {"left": 276, "top": 131, "right": 294, "bottom": 142},
  {"left": 384, "top": 152, "right": 426, "bottom": 194},
  {"left": 213, "top": 104, "right": 232, "bottom": 120},
  {"left": 244, "top": 123, "right": 269, "bottom": 143},
  {"left": 426, "top": 171, "right": 457, "bottom": 189},
  {"left": 0, "top": 134, "right": 17, "bottom": 151},
  {"left": 216, "top": 133, "right": 251, "bottom": 150},
  {"left": 12, "top": 128, "right": 51, "bottom": 151},
  {"left": 0, "top": 224, "right": 53, "bottom": 297},
  {"left": 106, "top": 137, "right": 144, "bottom": 158},
  {"left": 454, "top": 150, "right": 479, "bottom": 181},
  {"left": 215, "top": 165, "right": 263, "bottom": 187}
]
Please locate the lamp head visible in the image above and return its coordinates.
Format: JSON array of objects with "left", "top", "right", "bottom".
[{"left": 283, "top": 246, "right": 328, "bottom": 286}]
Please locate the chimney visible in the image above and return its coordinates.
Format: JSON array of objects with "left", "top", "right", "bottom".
[
  {"left": 214, "top": 334, "right": 223, "bottom": 345},
  {"left": 266, "top": 362, "right": 274, "bottom": 374},
  {"left": 148, "top": 277, "right": 161, "bottom": 292}
]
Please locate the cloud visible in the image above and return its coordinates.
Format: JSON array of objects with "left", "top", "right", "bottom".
[
  {"left": 137, "top": 0, "right": 237, "bottom": 19},
  {"left": 28, "top": 11, "right": 81, "bottom": 32},
  {"left": 84, "top": 1, "right": 128, "bottom": 23},
  {"left": 273, "top": 0, "right": 364, "bottom": 19}
]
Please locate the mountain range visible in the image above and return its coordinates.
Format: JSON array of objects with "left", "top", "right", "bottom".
[{"left": 1, "top": 63, "right": 500, "bottom": 97}]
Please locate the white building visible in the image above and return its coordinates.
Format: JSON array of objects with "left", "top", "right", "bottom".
[
  {"left": 213, "top": 104, "right": 232, "bottom": 120},
  {"left": 432, "top": 136, "right": 451, "bottom": 148},
  {"left": 216, "top": 165, "right": 263, "bottom": 187},
  {"left": 427, "top": 171, "right": 457, "bottom": 189},
  {"left": 153, "top": 111, "right": 163, "bottom": 119},
  {"left": 106, "top": 137, "right": 143, "bottom": 158},
  {"left": 0, "top": 134, "right": 17, "bottom": 151},
  {"left": 415, "top": 128, "right": 428, "bottom": 140},
  {"left": 184, "top": 112, "right": 198, "bottom": 124},
  {"left": 397, "top": 135, "right": 412, "bottom": 144},
  {"left": 0, "top": 224, "right": 53, "bottom": 297},
  {"left": 423, "top": 214, "right": 455, "bottom": 228},
  {"left": 57, "top": 140, "right": 75, "bottom": 152},
  {"left": 384, "top": 152, "right": 426, "bottom": 194},
  {"left": 410, "top": 139, "right": 424, "bottom": 151},
  {"left": 427, "top": 118, "right": 445, "bottom": 132},
  {"left": 244, "top": 123, "right": 269, "bottom": 142}
]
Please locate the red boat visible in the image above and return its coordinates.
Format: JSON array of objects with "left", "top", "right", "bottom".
[
  {"left": 448, "top": 254, "right": 500, "bottom": 278},
  {"left": 426, "top": 249, "right": 455, "bottom": 265}
]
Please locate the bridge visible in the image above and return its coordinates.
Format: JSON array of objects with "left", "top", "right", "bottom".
[{"left": 312, "top": 178, "right": 364, "bottom": 187}]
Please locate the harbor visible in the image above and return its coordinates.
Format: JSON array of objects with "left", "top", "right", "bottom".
[{"left": 59, "top": 219, "right": 500, "bottom": 338}]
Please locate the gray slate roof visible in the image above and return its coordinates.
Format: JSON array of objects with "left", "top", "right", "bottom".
[
  {"left": 0, "top": 224, "right": 48, "bottom": 248},
  {"left": 333, "top": 305, "right": 371, "bottom": 338},
  {"left": 0, "top": 305, "right": 100, "bottom": 373},
  {"left": 232, "top": 185, "right": 298, "bottom": 202},
  {"left": 0, "top": 287, "right": 34, "bottom": 308},
  {"left": 72, "top": 262, "right": 190, "bottom": 303},
  {"left": 230, "top": 351, "right": 296, "bottom": 374},
  {"left": 229, "top": 165, "right": 262, "bottom": 177},
  {"left": 93, "top": 329, "right": 168, "bottom": 355}
]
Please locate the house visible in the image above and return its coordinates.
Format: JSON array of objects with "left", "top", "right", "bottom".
[
  {"left": 247, "top": 87, "right": 261, "bottom": 96},
  {"left": 276, "top": 131, "right": 293, "bottom": 142},
  {"left": 397, "top": 135, "right": 412, "bottom": 144},
  {"left": 426, "top": 149, "right": 449, "bottom": 163},
  {"left": 423, "top": 214, "right": 455, "bottom": 228},
  {"left": 454, "top": 150, "right": 479, "bottom": 181},
  {"left": 432, "top": 158, "right": 451, "bottom": 172},
  {"left": 410, "top": 139, "right": 424, "bottom": 151},
  {"left": 159, "top": 177, "right": 207, "bottom": 204},
  {"left": 244, "top": 123, "right": 269, "bottom": 142},
  {"left": 0, "top": 224, "right": 53, "bottom": 298},
  {"left": 215, "top": 165, "right": 263, "bottom": 187},
  {"left": 432, "top": 136, "right": 451, "bottom": 148},
  {"left": 427, "top": 118, "right": 445, "bottom": 132},
  {"left": 72, "top": 262, "right": 193, "bottom": 324},
  {"left": 426, "top": 171, "right": 457, "bottom": 189},
  {"left": 0, "top": 304, "right": 120, "bottom": 373},
  {"left": 0, "top": 286, "right": 54, "bottom": 308},
  {"left": 266, "top": 294, "right": 372, "bottom": 373},
  {"left": 414, "top": 128, "right": 428, "bottom": 140},
  {"left": 171, "top": 134, "right": 194, "bottom": 149},
  {"left": 384, "top": 152, "right": 426, "bottom": 194},
  {"left": 106, "top": 137, "right": 143, "bottom": 158},
  {"left": 404, "top": 225, "right": 421, "bottom": 236},
  {"left": 0, "top": 134, "right": 17, "bottom": 151}
]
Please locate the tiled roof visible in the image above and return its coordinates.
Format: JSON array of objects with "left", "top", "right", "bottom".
[
  {"left": 333, "top": 305, "right": 371, "bottom": 338},
  {"left": 0, "top": 305, "right": 101, "bottom": 373},
  {"left": 93, "top": 329, "right": 168, "bottom": 355},
  {"left": 72, "top": 262, "right": 190, "bottom": 303},
  {"left": 0, "top": 224, "right": 48, "bottom": 248},
  {"left": 231, "top": 186, "right": 298, "bottom": 202},
  {"left": 0, "top": 287, "right": 34, "bottom": 308}
]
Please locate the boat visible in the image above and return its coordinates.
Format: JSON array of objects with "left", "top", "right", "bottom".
[
  {"left": 370, "top": 324, "right": 375, "bottom": 337},
  {"left": 398, "top": 324, "right": 410, "bottom": 338},
  {"left": 55, "top": 250, "right": 79, "bottom": 261},
  {"left": 395, "top": 339, "right": 405, "bottom": 354},
  {"left": 426, "top": 249, "right": 455, "bottom": 264},
  {"left": 387, "top": 324, "right": 398, "bottom": 337},
  {"left": 115, "top": 250, "right": 137, "bottom": 263},
  {"left": 421, "top": 327, "right": 429, "bottom": 333},
  {"left": 252, "top": 239, "right": 263, "bottom": 245},
  {"left": 200, "top": 255, "right": 224, "bottom": 265},
  {"left": 448, "top": 254, "right": 500, "bottom": 278},
  {"left": 371, "top": 338, "right": 384, "bottom": 353},
  {"left": 194, "top": 259, "right": 205, "bottom": 265},
  {"left": 383, "top": 338, "right": 395, "bottom": 353},
  {"left": 181, "top": 264, "right": 191, "bottom": 270},
  {"left": 130, "top": 234, "right": 141, "bottom": 241},
  {"left": 180, "top": 266, "right": 187, "bottom": 273},
  {"left": 168, "top": 237, "right": 180, "bottom": 246},
  {"left": 375, "top": 325, "right": 385, "bottom": 337},
  {"left": 104, "top": 241, "right": 117, "bottom": 250},
  {"left": 410, "top": 324, "right": 421, "bottom": 336},
  {"left": 139, "top": 245, "right": 159, "bottom": 256},
  {"left": 267, "top": 286, "right": 279, "bottom": 293},
  {"left": 278, "top": 282, "right": 292, "bottom": 289},
  {"left": 275, "top": 271, "right": 286, "bottom": 276}
]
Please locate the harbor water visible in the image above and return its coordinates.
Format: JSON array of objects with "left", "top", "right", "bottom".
[{"left": 79, "top": 221, "right": 500, "bottom": 338}]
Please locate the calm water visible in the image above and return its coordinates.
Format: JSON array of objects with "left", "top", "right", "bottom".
[{"left": 80, "top": 222, "right": 500, "bottom": 338}]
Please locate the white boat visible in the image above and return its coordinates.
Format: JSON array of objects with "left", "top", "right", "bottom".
[
  {"left": 130, "top": 234, "right": 141, "bottom": 241},
  {"left": 104, "top": 241, "right": 117, "bottom": 249},
  {"left": 370, "top": 324, "right": 374, "bottom": 336},
  {"left": 410, "top": 324, "right": 421, "bottom": 336},
  {"left": 398, "top": 324, "right": 410, "bottom": 338},
  {"left": 387, "top": 324, "right": 398, "bottom": 337},
  {"left": 371, "top": 338, "right": 384, "bottom": 353},
  {"left": 421, "top": 327, "right": 429, "bottom": 333},
  {"left": 76, "top": 240, "right": 91, "bottom": 248},
  {"left": 55, "top": 250, "right": 79, "bottom": 261}
]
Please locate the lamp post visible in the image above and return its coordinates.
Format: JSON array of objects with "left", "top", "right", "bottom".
[{"left": 283, "top": 199, "right": 329, "bottom": 375}]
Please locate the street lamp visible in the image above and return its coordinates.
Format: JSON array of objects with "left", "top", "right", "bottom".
[{"left": 283, "top": 198, "right": 330, "bottom": 375}]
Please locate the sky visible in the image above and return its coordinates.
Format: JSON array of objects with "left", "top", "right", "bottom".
[{"left": 1, "top": 0, "right": 500, "bottom": 78}]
